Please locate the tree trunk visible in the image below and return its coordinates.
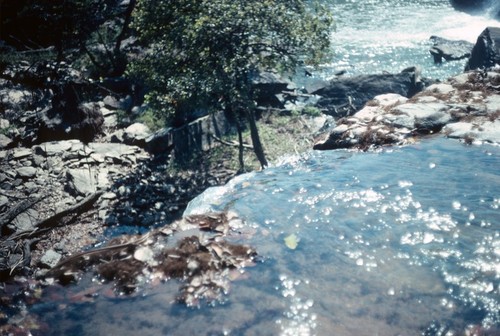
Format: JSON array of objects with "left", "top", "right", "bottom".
[
  {"left": 236, "top": 122, "right": 245, "bottom": 172},
  {"left": 245, "top": 109, "right": 268, "bottom": 169}
]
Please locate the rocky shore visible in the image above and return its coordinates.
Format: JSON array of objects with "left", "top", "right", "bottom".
[{"left": 0, "top": 24, "right": 499, "bottom": 334}]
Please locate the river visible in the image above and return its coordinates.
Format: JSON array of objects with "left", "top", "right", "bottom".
[{"left": 30, "top": 1, "right": 499, "bottom": 335}]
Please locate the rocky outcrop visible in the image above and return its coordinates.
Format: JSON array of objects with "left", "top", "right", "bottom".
[
  {"left": 450, "top": 0, "right": 500, "bottom": 19},
  {"left": 429, "top": 36, "right": 474, "bottom": 64},
  {"left": 310, "top": 67, "right": 427, "bottom": 117},
  {"left": 465, "top": 27, "right": 500, "bottom": 71},
  {"left": 314, "top": 69, "right": 500, "bottom": 150}
]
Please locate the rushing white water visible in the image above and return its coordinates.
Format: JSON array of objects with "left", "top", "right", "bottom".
[{"left": 318, "top": 0, "right": 500, "bottom": 80}]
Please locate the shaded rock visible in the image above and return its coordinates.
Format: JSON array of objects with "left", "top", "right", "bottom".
[
  {"left": 145, "top": 127, "right": 173, "bottom": 155},
  {"left": 450, "top": 0, "right": 500, "bottom": 19},
  {"left": 251, "top": 71, "right": 293, "bottom": 107},
  {"left": 36, "top": 82, "right": 104, "bottom": 143},
  {"left": 429, "top": 36, "right": 474, "bottom": 64},
  {"left": 465, "top": 27, "right": 500, "bottom": 71},
  {"left": 313, "top": 67, "right": 425, "bottom": 117}
]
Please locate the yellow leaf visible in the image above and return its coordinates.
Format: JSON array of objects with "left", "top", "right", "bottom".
[{"left": 284, "top": 234, "right": 299, "bottom": 250}]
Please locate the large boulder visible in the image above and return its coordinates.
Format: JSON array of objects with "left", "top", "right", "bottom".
[
  {"left": 311, "top": 67, "right": 426, "bottom": 117},
  {"left": 429, "top": 36, "right": 474, "bottom": 64},
  {"left": 465, "top": 27, "right": 500, "bottom": 71}
]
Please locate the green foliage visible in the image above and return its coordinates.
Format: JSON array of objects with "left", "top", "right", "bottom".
[
  {"left": 301, "top": 105, "right": 322, "bottom": 117},
  {"left": 129, "top": 0, "right": 333, "bottom": 122}
]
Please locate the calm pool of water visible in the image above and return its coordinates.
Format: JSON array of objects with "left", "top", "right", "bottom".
[{"left": 34, "top": 138, "right": 499, "bottom": 335}]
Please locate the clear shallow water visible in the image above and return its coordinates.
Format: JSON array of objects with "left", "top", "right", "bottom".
[
  {"left": 35, "top": 138, "right": 499, "bottom": 335},
  {"left": 318, "top": 0, "right": 500, "bottom": 80}
]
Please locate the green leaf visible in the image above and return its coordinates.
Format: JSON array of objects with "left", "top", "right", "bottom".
[{"left": 284, "top": 233, "right": 299, "bottom": 250}]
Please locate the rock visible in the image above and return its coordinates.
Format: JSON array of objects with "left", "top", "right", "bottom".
[
  {"left": 313, "top": 68, "right": 426, "bottom": 117},
  {"left": 251, "top": 71, "right": 293, "bottom": 107},
  {"left": 16, "top": 166, "right": 37, "bottom": 178},
  {"left": 146, "top": 127, "right": 173, "bottom": 155},
  {"left": 444, "top": 120, "right": 500, "bottom": 143},
  {"left": 0, "top": 118, "right": 10, "bottom": 129},
  {"left": 314, "top": 68, "right": 500, "bottom": 150},
  {"left": 103, "top": 95, "right": 122, "bottom": 109},
  {"left": 11, "top": 148, "right": 32, "bottom": 159},
  {"left": 0, "top": 195, "right": 8, "bottom": 209},
  {"left": 450, "top": 0, "right": 500, "bottom": 19},
  {"left": 66, "top": 168, "right": 97, "bottom": 196},
  {"left": 39, "top": 250, "right": 62, "bottom": 268},
  {"left": 429, "top": 36, "right": 474, "bottom": 64},
  {"left": 36, "top": 83, "right": 104, "bottom": 143},
  {"left": 34, "top": 140, "right": 79, "bottom": 156},
  {"left": 123, "top": 122, "right": 151, "bottom": 147},
  {"left": 10, "top": 209, "right": 39, "bottom": 232},
  {"left": 465, "top": 27, "right": 500, "bottom": 71},
  {"left": 0, "top": 134, "right": 13, "bottom": 149}
]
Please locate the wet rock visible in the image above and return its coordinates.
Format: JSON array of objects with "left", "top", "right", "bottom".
[{"left": 429, "top": 36, "right": 474, "bottom": 64}]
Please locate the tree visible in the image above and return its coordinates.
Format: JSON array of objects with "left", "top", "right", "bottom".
[{"left": 130, "top": 0, "right": 333, "bottom": 169}]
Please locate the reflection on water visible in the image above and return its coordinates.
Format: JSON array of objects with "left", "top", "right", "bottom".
[{"left": 33, "top": 138, "right": 499, "bottom": 335}]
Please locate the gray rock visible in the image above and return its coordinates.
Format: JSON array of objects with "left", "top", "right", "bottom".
[
  {"left": 103, "top": 95, "right": 122, "bottom": 109},
  {"left": 0, "top": 118, "right": 10, "bottom": 129},
  {"left": 466, "top": 27, "right": 500, "bottom": 71},
  {"left": 146, "top": 127, "right": 173, "bottom": 154},
  {"left": 34, "top": 140, "right": 79, "bottom": 156},
  {"left": 11, "top": 148, "right": 32, "bottom": 159},
  {"left": 0, "top": 195, "right": 8, "bottom": 208},
  {"left": 429, "top": 36, "right": 474, "bottom": 64},
  {"left": 0, "top": 134, "right": 13, "bottom": 149},
  {"left": 10, "top": 209, "right": 39, "bottom": 232},
  {"left": 39, "top": 249, "right": 62, "bottom": 268},
  {"left": 314, "top": 68, "right": 425, "bottom": 117},
  {"left": 123, "top": 122, "right": 151, "bottom": 147},
  {"left": 66, "top": 168, "right": 97, "bottom": 196},
  {"left": 388, "top": 103, "right": 452, "bottom": 132},
  {"left": 16, "top": 166, "right": 37, "bottom": 178}
]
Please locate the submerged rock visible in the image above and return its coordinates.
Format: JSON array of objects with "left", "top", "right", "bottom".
[{"left": 45, "top": 212, "right": 257, "bottom": 305}]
